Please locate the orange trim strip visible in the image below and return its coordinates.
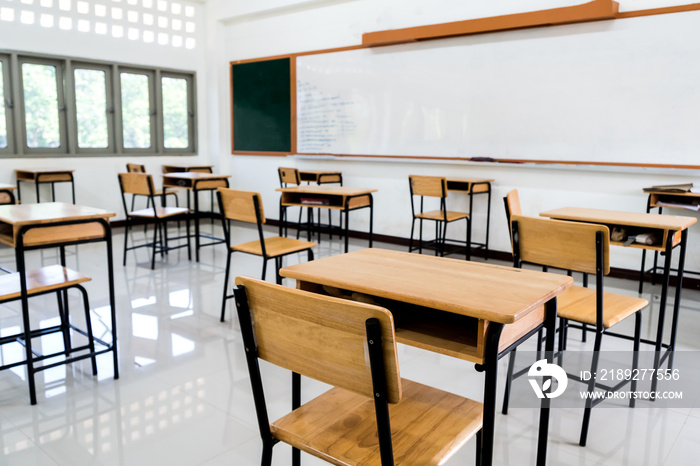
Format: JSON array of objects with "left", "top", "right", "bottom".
[
  {"left": 616, "top": 3, "right": 700, "bottom": 19},
  {"left": 362, "top": 0, "right": 618, "bottom": 46}
]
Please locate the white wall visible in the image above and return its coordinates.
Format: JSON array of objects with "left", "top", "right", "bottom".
[
  {"left": 210, "top": 0, "right": 700, "bottom": 274},
  {"left": 0, "top": 0, "right": 210, "bottom": 217}
]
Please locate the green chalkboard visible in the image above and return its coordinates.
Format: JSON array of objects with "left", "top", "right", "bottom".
[{"left": 232, "top": 58, "right": 291, "bottom": 153}]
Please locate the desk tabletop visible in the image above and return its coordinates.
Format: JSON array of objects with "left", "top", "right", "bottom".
[
  {"left": 447, "top": 178, "right": 494, "bottom": 183},
  {"left": 300, "top": 170, "right": 342, "bottom": 175},
  {"left": 277, "top": 186, "right": 376, "bottom": 196},
  {"left": 280, "top": 248, "right": 572, "bottom": 324},
  {"left": 541, "top": 207, "right": 696, "bottom": 231},
  {"left": 0, "top": 183, "right": 16, "bottom": 190},
  {"left": 0, "top": 202, "right": 115, "bottom": 226},
  {"left": 643, "top": 188, "right": 700, "bottom": 198},
  {"left": 162, "top": 164, "right": 213, "bottom": 171},
  {"left": 162, "top": 172, "right": 230, "bottom": 180},
  {"left": 15, "top": 168, "right": 75, "bottom": 175}
]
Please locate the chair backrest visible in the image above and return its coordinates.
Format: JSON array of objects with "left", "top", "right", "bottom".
[
  {"left": 217, "top": 188, "right": 265, "bottom": 225},
  {"left": 409, "top": 175, "right": 447, "bottom": 198},
  {"left": 235, "top": 276, "right": 402, "bottom": 404},
  {"left": 504, "top": 189, "right": 522, "bottom": 223},
  {"left": 0, "top": 190, "right": 15, "bottom": 205},
  {"left": 278, "top": 167, "right": 300, "bottom": 186},
  {"left": 189, "top": 166, "right": 213, "bottom": 173},
  {"left": 126, "top": 163, "right": 146, "bottom": 173},
  {"left": 511, "top": 215, "right": 610, "bottom": 275},
  {"left": 118, "top": 172, "right": 156, "bottom": 196},
  {"left": 504, "top": 189, "right": 522, "bottom": 251}
]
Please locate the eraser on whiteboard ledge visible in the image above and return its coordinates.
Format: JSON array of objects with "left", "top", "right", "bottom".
[{"left": 470, "top": 157, "right": 494, "bottom": 162}]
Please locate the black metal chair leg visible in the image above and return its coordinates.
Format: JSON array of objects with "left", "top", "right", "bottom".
[
  {"left": 502, "top": 349, "right": 516, "bottom": 415},
  {"left": 580, "top": 332, "right": 603, "bottom": 447},
  {"left": 261, "top": 440, "right": 273, "bottom": 466},
  {"left": 409, "top": 218, "right": 416, "bottom": 253},
  {"left": 150, "top": 220, "right": 158, "bottom": 270},
  {"left": 630, "top": 311, "right": 642, "bottom": 408},
  {"left": 77, "top": 285, "right": 98, "bottom": 376},
  {"left": 220, "top": 251, "right": 233, "bottom": 322}
]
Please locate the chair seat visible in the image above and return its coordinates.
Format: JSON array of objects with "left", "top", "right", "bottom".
[
  {"left": 0, "top": 265, "right": 90, "bottom": 302},
  {"left": 271, "top": 378, "right": 482, "bottom": 466},
  {"left": 415, "top": 210, "right": 469, "bottom": 222},
  {"left": 232, "top": 236, "right": 316, "bottom": 257},
  {"left": 129, "top": 206, "right": 189, "bottom": 218},
  {"left": 558, "top": 285, "right": 648, "bottom": 328}
]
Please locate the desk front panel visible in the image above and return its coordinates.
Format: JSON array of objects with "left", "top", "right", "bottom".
[
  {"left": 162, "top": 175, "right": 229, "bottom": 190},
  {"left": 16, "top": 170, "right": 74, "bottom": 182},
  {"left": 446, "top": 179, "right": 493, "bottom": 194}
]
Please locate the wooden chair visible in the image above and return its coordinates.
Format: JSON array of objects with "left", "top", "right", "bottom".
[
  {"left": 408, "top": 175, "right": 471, "bottom": 259},
  {"left": 125, "top": 163, "right": 179, "bottom": 211},
  {"left": 217, "top": 188, "right": 316, "bottom": 322},
  {"left": 277, "top": 167, "right": 304, "bottom": 239},
  {"left": 234, "top": 276, "right": 484, "bottom": 465},
  {"left": 503, "top": 215, "right": 648, "bottom": 446},
  {"left": 0, "top": 265, "right": 101, "bottom": 405},
  {"left": 118, "top": 172, "right": 191, "bottom": 269}
]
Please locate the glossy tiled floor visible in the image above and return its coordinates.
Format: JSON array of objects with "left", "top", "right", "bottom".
[{"left": 1, "top": 222, "right": 699, "bottom": 465}]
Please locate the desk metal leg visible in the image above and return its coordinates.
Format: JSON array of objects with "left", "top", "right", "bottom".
[
  {"left": 369, "top": 197, "right": 374, "bottom": 248},
  {"left": 652, "top": 233, "right": 674, "bottom": 394},
  {"left": 669, "top": 229, "right": 687, "bottom": 369},
  {"left": 344, "top": 208, "right": 350, "bottom": 253},
  {"left": 105, "top": 226, "right": 120, "bottom": 379},
  {"left": 537, "top": 299, "right": 557, "bottom": 463},
  {"left": 194, "top": 189, "right": 200, "bottom": 262},
  {"left": 480, "top": 322, "right": 504, "bottom": 466},
  {"left": 35, "top": 182, "right": 41, "bottom": 203}
]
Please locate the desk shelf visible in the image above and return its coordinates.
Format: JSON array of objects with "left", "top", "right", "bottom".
[
  {"left": 297, "top": 281, "right": 543, "bottom": 365},
  {"left": 280, "top": 192, "right": 371, "bottom": 210}
]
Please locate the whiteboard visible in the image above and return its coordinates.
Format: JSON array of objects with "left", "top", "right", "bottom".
[{"left": 296, "top": 11, "right": 700, "bottom": 165}]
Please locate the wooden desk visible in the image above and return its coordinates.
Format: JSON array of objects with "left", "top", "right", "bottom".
[
  {"left": 277, "top": 186, "right": 376, "bottom": 252},
  {"left": 15, "top": 168, "right": 76, "bottom": 204},
  {"left": 447, "top": 177, "right": 494, "bottom": 259},
  {"left": 540, "top": 207, "right": 696, "bottom": 392},
  {"left": 0, "top": 202, "right": 118, "bottom": 403},
  {"left": 162, "top": 164, "right": 213, "bottom": 173},
  {"left": 299, "top": 170, "right": 342, "bottom": 185},
  {"left": 642, "top": 188, "right": 700, "bottom": 290},
  {"left": 280, "top": 248, "right": 572, "bottom": 466},
  {"left": 0, "top": 183, "right": 17, "bottom": 205},
  {"left": 162, "top": 172, "right": 230, "bottom": 261}
]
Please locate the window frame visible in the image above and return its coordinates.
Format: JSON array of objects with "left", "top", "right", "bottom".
[
  {"left": 0, "top": 54, "right": 13, "bottom": 155},
  {"left": 160, "top": 71, "right": 196, "bottom": 154},
  {"left": 0, "top": 49, "right": 197, "bottom": 158},
  {"left": 18, "top": 56, "right": 68, "bottom": 154},
  {"left": 118, "top": 68, "right": 157, "bottom": 154},
  {"left": 70, "top": 62, "right": 115, "bottom": 154}
]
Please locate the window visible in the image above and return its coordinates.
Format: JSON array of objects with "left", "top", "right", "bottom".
[
  {"left": 20, "top": 58, "right": 66, "bottom": 152},
  {"left": 0, "top": 50, "right": 196, "bottom": 157},
  {"left": 120, "top": 70, "right": 154, "bottom": 150},
  {"left": 161, "top": 73, "right": 193, "bottom": 152},
  {"left": 73, "top": 64, "right": 113, "bottom": 151}
]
